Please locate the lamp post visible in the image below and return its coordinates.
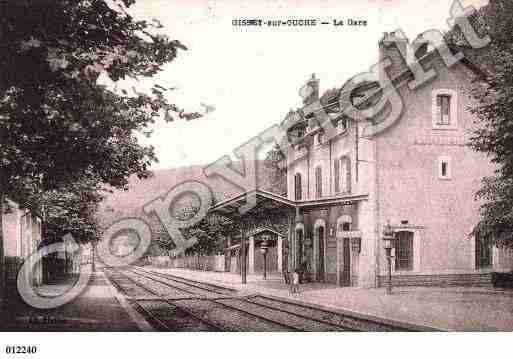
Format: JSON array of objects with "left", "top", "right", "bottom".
[
  {"left": 260, "top": 236, "right": 270, "bottom": 280},
  {"left": 382, "top": 221, "right": 395, "bottom": 295}
]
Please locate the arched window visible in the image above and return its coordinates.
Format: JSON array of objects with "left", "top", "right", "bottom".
[
  {"left": 294, "top": 173, "right": 302, "bottom": 201},
  {"left": 340, "top": 156, "right": 351, "bottom": 193},
  {"left": 315, "top": 166, "right": 322, "bottom": 198}
]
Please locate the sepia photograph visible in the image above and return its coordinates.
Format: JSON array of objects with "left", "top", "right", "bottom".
[{"left": 0, "top": 0, "right": 511, "bottom": 357}]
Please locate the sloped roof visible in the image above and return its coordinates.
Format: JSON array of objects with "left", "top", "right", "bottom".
[
  {"left": 281, "top": 108, "right": 306, "bottom": 128},
  {"left": 97, "top": 161, "right": 286, "bottom": 227}
]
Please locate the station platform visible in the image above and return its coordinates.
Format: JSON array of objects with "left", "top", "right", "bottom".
[
  {"left": 0, "top": 268, "right": 143, "bottom": 331},
  {"left": 148, "top": 266, "right": 513, "bottom": 331}
]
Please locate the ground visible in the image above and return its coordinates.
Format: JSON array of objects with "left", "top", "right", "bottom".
[
  {"left": 0, "top": 269, "right": 139, "bottom": 332},
  {"left": 2, "top": 265, "right": 513, "bottom": 331},
  {"left": 147, "top": 267, "right": 513, "bottom": 331}
]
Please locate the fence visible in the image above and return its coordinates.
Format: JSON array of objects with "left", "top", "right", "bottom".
[{"left": 148, "top": 255, "right": 226, "bottom": 272}]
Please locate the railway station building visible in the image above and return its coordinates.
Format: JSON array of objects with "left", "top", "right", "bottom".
[{"left": 212, "top": 32, "right": 513, "bottom": 288}]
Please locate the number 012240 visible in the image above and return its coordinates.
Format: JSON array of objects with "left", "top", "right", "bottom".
[{"left": 5, "top": 346, "right": 37, "bottom": 354}]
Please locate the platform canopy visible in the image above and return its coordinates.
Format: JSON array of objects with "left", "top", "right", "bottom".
[
  {"left": 210, "top": 189, "right": 369, "bottom": 218},
  {"left": 209, "top": 189, "right": 296, "bottom": 220}
]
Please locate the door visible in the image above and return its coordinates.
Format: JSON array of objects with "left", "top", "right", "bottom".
[
  {"left": 317, "top": 227, "right": 325, "bottom": 281},
  {"left": 340, "top": 238, "right": 351, "bottom": 286}
]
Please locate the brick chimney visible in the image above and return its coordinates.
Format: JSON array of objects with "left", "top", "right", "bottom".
[{"left": 378, "top": 31, "right": 409, "bottom": 82}]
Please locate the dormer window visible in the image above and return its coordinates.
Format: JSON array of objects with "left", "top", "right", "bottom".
[
  {"left": 288, "top": 123, "right": 307, "bottom": 145},
  {"left": 337, "top": 118, "right": 348, "bottom": 133},
  {"left": 316, "top": 132, "right": 324, "bottom": 145},
  {"left": 432, "top": 89, "right": 458, "bottom": 130}
]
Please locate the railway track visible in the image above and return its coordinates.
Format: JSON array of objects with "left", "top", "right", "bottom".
[
  {"left": 106, "top": 268, "right": 222, "bottom": 331},
  {"left": 106, "top": 268, "right": 298, "bottom": 331},
  {"left": 104, "top": 266, "right": 420, "bottom": 332}
]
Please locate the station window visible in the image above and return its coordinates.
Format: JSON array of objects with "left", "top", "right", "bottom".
[
  {"left": 432, "top": 89, "right": 458, "bottom": 130},
  {"left": 438, "top": 156, "right": 452, "bottom": 180},
  {"left": 394, "top": 231, "right": 413, "bottom": 271},
  {"left": 436, "top": 94, "right": 451, "bottom": 125},
  {"left": 316, "top": 132, "right": 324, "bottom": 145},
  {"left": 337, "top": 118, "right": 348, "bottom": 133}
]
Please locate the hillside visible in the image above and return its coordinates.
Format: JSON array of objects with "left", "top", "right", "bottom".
[{"left": 97, "top": 161, "right": 287, "bottom": 229}]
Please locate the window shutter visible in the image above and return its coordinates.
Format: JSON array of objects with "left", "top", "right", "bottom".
[
  {"left": 436, "top": 95, "right": 442, "bottom": 125},
  {"left": 340, "top": 157, "right": 351, "bottom": 193},
  {"left": 334, "top": 159, "right": 340, "bottom": 193},
  {"left": 295, "top": 174, "right": 302, "bottom": 201},
  {"left": 346, "top": 158, "right": 352, "bottom": 193},
  {"left": 442, "top": 95, "right": 451, "bottom": 124},
  {"left": 315, "top": 167, "right": 322, "bottom": 198},
  {"left": 340, "top": 158, "right": 346, "bottom": 193},
  {"left": 442, "top": 96, "right": 450, "bottom": 115}
]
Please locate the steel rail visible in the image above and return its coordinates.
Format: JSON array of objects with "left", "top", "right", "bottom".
[
  {"left": 108, "top": 268, "right": 224, "bottom": 331},
  {"left": 126, "top": 269, "right": 302, "bottom": 331}
]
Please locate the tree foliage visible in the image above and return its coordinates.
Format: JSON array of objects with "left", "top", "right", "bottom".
[
  {"left": 178, "top": 203, "right": 237, "bottom": 256},
  {"left": 36, "top": 180, "right": 103, "bottom": 244},
  {"left": 263, "top": 143, "right": 286, "bottom": 194},
  {"left": 0, "top": 0, "right": 201, "bottom": 244},
  {"left": 458, "top": 1, "right": 513, "bottom": 244}
]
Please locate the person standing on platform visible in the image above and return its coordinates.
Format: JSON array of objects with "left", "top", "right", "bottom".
[{"left": 290, "top": 268, "right": 300, "bottom": 295}]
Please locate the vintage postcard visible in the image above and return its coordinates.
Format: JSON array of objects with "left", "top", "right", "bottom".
[{"left": 0, "top": 0, "right": 511, "bottom": 357}]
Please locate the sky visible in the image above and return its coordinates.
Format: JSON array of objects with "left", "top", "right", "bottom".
[{"left": 115, "top": 0, "right": 489, "bottom": 170}]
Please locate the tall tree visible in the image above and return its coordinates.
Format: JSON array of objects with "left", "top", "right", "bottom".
[
  {"left": 454, "top": 1, "right": 513, "bottom": 244},
  {"left": 0, "top": 0, "right": 201, "bottom": 244},
  {"left": 263, "top": 143, "right": 286, "bottom": 195}
]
